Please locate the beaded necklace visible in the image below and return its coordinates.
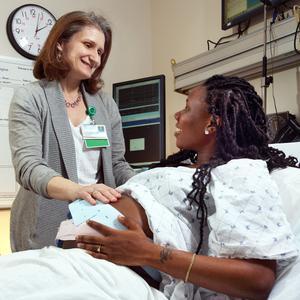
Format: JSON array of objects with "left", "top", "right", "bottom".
[{"left": 65, "top": 92, "right": 81, "bottom": 108}]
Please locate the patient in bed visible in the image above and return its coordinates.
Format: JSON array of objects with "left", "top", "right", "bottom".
[{"left": 0, "top": 75, "right": 299, "bottom": 300}]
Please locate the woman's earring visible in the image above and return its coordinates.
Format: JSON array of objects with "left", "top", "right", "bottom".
[
  {"left": 57, "top": 52, "right": 62, "bottom": 62},
  {"left": 204, "top": 128, "right": 209, "bottom": 135}
]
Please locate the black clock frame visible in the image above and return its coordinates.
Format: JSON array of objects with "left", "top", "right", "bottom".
[{"left": 6, "top": 4, "right": 56, "bottom": 60}]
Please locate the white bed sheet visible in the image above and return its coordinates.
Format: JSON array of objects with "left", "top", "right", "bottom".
[{"left": 0, "top": 247, "right": 167, "bottom": 300}]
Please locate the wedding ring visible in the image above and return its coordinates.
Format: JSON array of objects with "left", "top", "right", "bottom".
[{"left": 96, "top": 245, "right": 102, "bottom": 253}]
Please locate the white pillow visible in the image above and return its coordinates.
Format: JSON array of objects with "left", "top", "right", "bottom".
[
  {"left": 268, "top": 166, "right": 300, "bottom": 300},
  {"left": 270, "top": 142, "right": 300, "bottom": 246},
  {"left": 271, "top": 167, "right": 300, "bottom": 247},
  {"left": 268, "top": 257, "right": 300, "bottom": 300}
]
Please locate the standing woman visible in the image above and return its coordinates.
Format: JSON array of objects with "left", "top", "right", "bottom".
[{"left": 8, "top": 11, "right": 135, "bottom": 252}]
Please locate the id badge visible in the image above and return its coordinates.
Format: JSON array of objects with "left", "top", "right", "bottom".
[{"left": 81, "top": 124, "right": 110, "bottom": 148}]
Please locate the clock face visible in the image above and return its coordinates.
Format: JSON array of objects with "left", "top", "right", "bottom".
[{"left": 6, "top": 4, "right": 56, "bottom": 60}]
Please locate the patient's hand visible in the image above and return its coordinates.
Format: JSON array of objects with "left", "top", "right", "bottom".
[
  {"left": 76, "top": 217, "right": 156, "bottom": 267},
  {"left": 62, "top": 194, "right": 152, "bottom": 251}
]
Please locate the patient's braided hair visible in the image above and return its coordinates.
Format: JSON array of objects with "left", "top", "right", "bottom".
[{"left": 153, "top": 75, "right": 299, "bottom": 254}]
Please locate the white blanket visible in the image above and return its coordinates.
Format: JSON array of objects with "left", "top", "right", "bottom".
[{"left": 0, "top": 247, "right": 167, "bottom": 300}]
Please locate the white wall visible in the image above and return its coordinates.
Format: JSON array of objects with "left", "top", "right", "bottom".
[
  {"left": 1, "top": 0, "right": 299, "bottom": 162},
  {"left": 1, "top": 0, "right": 153, "bottom": 94},
  {"left": 151, "top": 0, "right": 300, "bottom": 155},
  {"left": 151, "top": 0, "right": 224, "bottom": 154}
]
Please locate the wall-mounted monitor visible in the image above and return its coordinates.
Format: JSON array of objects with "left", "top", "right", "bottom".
[
  {"left": 113, "top": 75, "right": 165, "bottom": 168},
  {"left": 222, "top": 0, "right": 289, "bottom": 30}
]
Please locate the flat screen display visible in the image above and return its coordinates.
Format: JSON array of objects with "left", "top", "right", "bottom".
[
  {"left": 113, "top": 75, "right": 165, "bottom": 168},
  {"left": 222, "top": 0, "right": 289, "bottom": 30},
  {"left": 222, "top": 0, "right": 263, "bottom": 30}
]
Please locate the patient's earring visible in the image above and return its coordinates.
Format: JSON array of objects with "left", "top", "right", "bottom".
[{"left": 204, "top": 128, "right": 209, "bottom": 135}]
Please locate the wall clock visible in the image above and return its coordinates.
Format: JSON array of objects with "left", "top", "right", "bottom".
[{"left": 6, "top": 4, "right": 56, "bottom": 60}]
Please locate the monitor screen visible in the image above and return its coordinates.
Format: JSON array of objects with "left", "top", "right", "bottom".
[
  {"left": 221, "top": 0, "right": 289, "bottom": 30},
  {"left": 222, "top": 0, "right": 263, "bottom": 30},
  {"left": 113, "top": 75, "right": 166, "bottom": 168}
]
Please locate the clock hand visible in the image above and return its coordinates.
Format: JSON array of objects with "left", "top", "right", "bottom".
[
  {"left": 34, "top": 13, "right": 41, "bottom": 37},
  {"left": 35, "top": 24, "right": 48, "bottom": 34}
]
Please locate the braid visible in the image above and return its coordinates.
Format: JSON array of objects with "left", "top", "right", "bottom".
[
  {"left": 261, "top": 145, "right": 299, "bottom": 170},
  {"left": 149, "top": 149, "right": 197, "bottom": 168},
  {"left": 187, "top": 158, "right": 226, "bottom": 253},
  {"left": 187, "top": 165, "right": 210, "bottom": 254}
]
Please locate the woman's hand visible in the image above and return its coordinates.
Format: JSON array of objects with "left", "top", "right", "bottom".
[
  {"left": 76, "top": 217, "right": 155, "bottom": 266},
  {"left": 75, "top": 183, "right": 121, "bottom": 205},
  {"left": 47, "top": 177, "right": 121, "bottom": 204}
]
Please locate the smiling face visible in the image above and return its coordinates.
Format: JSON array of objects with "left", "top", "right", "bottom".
[
  {"left": 58, "top": 25, "right": 105, "bottom": 82},
  {"left": 174, "top": 85, "right": 217, "bottom": 162}
]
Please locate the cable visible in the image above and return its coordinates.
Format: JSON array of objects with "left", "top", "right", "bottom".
[
  {"left": 293, "top": 21, "right": 300, "bottom": 54},
  {"left": 293, "top": 5, "right": 300, "bottom": 54},
  {"left": 207, "top": 39, "right": 229, "bottom": 50},
  {"left": 206, "top": 20, "right": 250, "bottom": 50},
  {"left": 269, "top": 21, "right": 279, "bottom": 118}
]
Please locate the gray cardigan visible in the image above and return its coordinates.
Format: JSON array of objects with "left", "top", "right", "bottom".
[{"left": 9, "top": 79, "right": 135, "bottom": 251}]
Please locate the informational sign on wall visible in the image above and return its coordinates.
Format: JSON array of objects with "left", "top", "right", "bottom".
[{"left": 0, "top": 55, "right": 34, "bottom": 208}]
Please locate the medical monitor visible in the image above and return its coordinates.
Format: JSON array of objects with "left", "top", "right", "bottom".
[
  {"left": 222, "top": 0, "right": 289, "bottom": 30},
  {"left": 113, "top": 75, "right": 165, "bottom": 168}
]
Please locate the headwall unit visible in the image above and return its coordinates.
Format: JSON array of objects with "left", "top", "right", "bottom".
[{"left": 172, "top": 17, "right": 300, "bottom": 94}]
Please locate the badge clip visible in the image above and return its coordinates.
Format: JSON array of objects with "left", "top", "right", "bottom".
[{"left": 86, "top": 106, "right": 96, "bottom": 125}]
